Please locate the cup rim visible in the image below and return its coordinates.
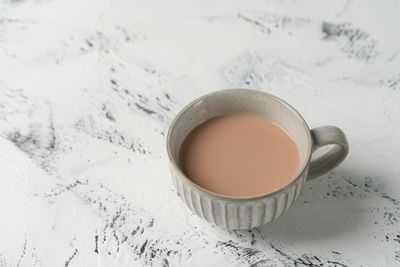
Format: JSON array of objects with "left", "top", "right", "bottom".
[{"left": 166, "top": 88, "right": 312, "bottom": 201}]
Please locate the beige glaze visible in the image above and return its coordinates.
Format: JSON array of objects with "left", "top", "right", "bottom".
[
  {"left": 180, "top": 113, "right": 300, "bottom": 197},
  {"left": 167, "top": 89, "right": 349, "bottom": 229}
]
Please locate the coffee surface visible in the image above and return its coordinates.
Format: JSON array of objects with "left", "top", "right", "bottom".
[{"left": 180, "top": 113, "right": 300, "bottom": 197}]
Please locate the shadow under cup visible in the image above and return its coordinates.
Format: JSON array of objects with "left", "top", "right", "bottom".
[{"left": 169, "top": 89, "right": 312, "bottom": 195}]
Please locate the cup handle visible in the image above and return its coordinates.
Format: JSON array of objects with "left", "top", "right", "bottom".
[{"left": 307, "top": 126, "right": 349, "bottom": 180}]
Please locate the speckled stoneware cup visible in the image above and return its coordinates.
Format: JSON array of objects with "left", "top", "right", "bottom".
[{"left": 167, "top": 89, "right": 349, "bottom": 229}]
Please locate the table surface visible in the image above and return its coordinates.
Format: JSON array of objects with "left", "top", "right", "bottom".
[{"left": 1, "top": 0, "right": 400, "bottom": 266}]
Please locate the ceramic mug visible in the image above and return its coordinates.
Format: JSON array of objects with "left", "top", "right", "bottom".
[{"left": 167, "top": 89, "right": 349, "bottom": 229}]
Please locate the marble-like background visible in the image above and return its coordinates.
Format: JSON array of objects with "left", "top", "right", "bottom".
[{"left": 1, "top": 0, "right": 400, "bottom": 266}]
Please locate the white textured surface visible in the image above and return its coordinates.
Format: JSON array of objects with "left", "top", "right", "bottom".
[{"left": 1, "top": 0, "right": 400, "bottom": 266}]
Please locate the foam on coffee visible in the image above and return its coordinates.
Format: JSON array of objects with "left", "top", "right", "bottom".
[{"left": 180, "top": 113, "right": 300, "bottom": 197}]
